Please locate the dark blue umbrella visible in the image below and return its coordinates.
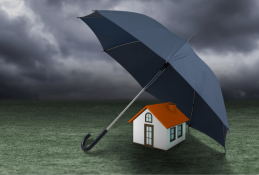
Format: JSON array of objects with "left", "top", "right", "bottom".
[{"left": 78, "top": 10, "right": 229, "bottom": 152}]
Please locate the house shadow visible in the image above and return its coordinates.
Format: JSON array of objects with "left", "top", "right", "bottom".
[
  {"left": 85, "top": 130, "right": 233, "bottom": 174},
  {"left": 123, "top": 131, "right": 233, "bottom": 174}
]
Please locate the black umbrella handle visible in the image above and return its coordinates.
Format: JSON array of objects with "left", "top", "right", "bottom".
[{"left": 81, "top": 129, "right": 108, "bottom": 151}]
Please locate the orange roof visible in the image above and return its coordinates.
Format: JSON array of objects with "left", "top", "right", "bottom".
[{"left": 128, "top": 102, "right": 189, "bottom": 129}]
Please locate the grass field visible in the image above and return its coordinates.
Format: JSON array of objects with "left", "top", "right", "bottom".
[{"left": 0, "top": 100, "right": 259, "bottom": 174}]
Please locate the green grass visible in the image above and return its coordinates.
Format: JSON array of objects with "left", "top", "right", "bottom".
[{"left": 0, "top": 100, "right": 259, "bottom": 174}]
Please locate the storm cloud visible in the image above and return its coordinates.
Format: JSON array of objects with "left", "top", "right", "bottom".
[{"left": 0, "top": 0, "right": 258, "bottom": 100}]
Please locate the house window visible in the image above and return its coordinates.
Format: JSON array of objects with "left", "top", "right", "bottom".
[
  {"left": 145, "top": 113, "right": 152, "bottom": 123},
  {"left": 178, "top": 124, "right": 183, "bottom": 138},
  {"left": 170, "top": 127, "right": 175, "bottom": 142}
]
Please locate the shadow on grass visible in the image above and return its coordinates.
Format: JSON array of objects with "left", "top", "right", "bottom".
[{"left": 83, "top": 131, "right": 233, "bottom": 174}]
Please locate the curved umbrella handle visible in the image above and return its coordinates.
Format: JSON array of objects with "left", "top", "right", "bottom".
[{"left": 81, "top": 129, "right": 108, "bottom": 151}]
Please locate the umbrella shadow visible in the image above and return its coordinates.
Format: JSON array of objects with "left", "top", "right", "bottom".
[
  {"left": 81, "top": 130, "right": 233, "bottom": 174},
  {"left": 122, "top": 132, "right": 233, "bottom": 174},
  {"left": 100, "top": 131, "right": 233, "bottom": 174}
]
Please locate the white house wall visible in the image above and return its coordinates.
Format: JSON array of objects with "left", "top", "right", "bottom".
[
  {"left": 166, "top": 122, "right": 186, "bottom": 149},
  {"left": 133, "top": 110, "right": 145, "bottom": 145},
  {"left": 133, "top": 109, "right": 167, "bottom": 150}
]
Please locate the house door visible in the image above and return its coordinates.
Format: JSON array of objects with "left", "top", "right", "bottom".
[{"left": 144, "top": 124, "right": 153, "bottom": 147}]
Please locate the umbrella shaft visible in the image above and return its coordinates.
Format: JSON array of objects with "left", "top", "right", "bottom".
[
  {"left": 145, "top": 64, "right": 168, "bottom": 90},
  {"left": 107, "top": 87, "right": 146, "bottom": 130},
  {"left": 106, "top": 63, "right": 168, "bottom": 130}
]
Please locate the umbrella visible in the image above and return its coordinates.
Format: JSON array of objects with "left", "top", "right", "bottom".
[{"left": 78, "top": 10, "right": 229, "bottom": 152}]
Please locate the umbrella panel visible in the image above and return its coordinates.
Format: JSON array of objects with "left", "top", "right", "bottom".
[
  {"left": 192, "top": 93, "right": 227, "bottom": 147},
  {"left": 81, "top": 17, "right": 138, "bottom": 51},
  {"left": 106, "top": 42, "right": 165, "bottom": 87}
]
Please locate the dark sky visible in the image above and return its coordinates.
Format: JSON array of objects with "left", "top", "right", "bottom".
[{"left": 0, "top": 0, "right": 259, "bottom": 100}]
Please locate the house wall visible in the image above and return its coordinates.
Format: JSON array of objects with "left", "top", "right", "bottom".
[
  {"left": 133, "top": 109, "right": 167, "bottom": 150},
  {"left": 166, "top": 122, "right": 186, "bottom": 150}
]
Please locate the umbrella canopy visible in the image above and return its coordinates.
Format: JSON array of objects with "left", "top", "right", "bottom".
[{"left": 79, "top": 10, "right": 229, "bottom": 148}]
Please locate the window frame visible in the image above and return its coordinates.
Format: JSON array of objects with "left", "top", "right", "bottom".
[
  {"left": 170, "top": 127, "right": 176, "bottom": 142},
  {"left": 145, "top": 113, "right": 152, "bottom": 123},
  {"left": 178, "top": 124, "right": 183, "bottom": 138}
]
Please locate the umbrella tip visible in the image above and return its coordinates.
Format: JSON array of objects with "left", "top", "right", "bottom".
[{"left": 187, "top": 34, "right": 195, "bottom": 43}]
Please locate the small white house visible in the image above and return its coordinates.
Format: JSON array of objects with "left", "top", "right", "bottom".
[{"left": 128, "top": 102, "right": 189, "bottom": 150}]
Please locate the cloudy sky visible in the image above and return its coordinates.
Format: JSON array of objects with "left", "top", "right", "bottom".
[{"left": 0, "top": 0, "right": 259, "bottom": 100}]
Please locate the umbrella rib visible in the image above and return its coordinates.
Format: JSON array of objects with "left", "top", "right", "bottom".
[
  {"left": 188, "top": 89, "right": 196, "bottom": 130},
  {"left": 223, "top": 121, "right": 226, "bottom": 153},
  {"left": 104, "top": 41, "right": 140, "bottom": 52},
  {"left": 186, "top": 33, "right": 196, "bottom": 130}
]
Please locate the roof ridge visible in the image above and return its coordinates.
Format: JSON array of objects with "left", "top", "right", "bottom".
[{"left": 146, "top": 102, "right": 171, "bottom": 107}]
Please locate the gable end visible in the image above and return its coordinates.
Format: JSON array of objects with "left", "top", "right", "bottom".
[{"left": 128, "top": 107, "right": 147, "bottom": 123}]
